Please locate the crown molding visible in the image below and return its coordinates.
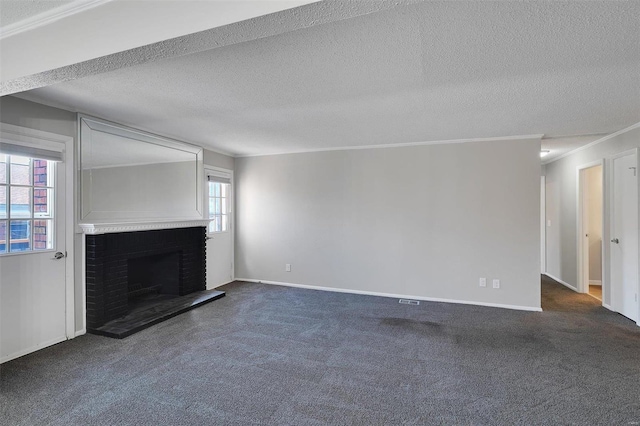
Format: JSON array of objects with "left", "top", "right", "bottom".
[
  {"left": 0, "top": 0, "right": 112, "bottom": 40},
  {"left": 542, "top": 122, "right": 640, "bottom": 165},
  {"left": 236, "top": 134, "right": 544, "bottom": 158}
]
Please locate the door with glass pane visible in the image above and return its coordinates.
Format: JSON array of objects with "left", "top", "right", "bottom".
[
  {"left": 205, "top": 169, "right": 233, "bottom": 288},
  {"left": 1, "top": 153, "right": 66, "bottom": 363}
]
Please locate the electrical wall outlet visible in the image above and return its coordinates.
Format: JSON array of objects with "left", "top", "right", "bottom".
[
  {"left": 285, "top": 264, "right": 291, "bottom": 272},
  {"left": 479, "top": 278, "right": 486, "bottom": 287},
  {"left": 493, "top": 279, "right": 500, "bottom": 289}
]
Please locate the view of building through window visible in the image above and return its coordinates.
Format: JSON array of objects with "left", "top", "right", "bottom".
[{"left": 0, "top": 155, "right": 55, "bottom": 254}]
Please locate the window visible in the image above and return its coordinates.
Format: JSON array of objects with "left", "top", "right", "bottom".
[
  {"left": 207, "top": 175, "right": 230, "bottom": 233},
  {"left": 0, "top": 154, "right": 55, "bottom": 254}
]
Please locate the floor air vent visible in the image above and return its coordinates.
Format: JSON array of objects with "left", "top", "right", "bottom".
[{"left": 399, "top": 299, "right": 420, "bottom": 305}]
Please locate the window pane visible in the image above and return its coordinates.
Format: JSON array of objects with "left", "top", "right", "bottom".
[
  {"left": 208, "top": 182, "right": 215, "bottom": 197},
  {"left": 0, "top": 186, "right": 5, "bottom": 219},
  {"left": 33, "top": 160, "right": 52, "bottom": 187},
  {"left": 0, "top": 155, "right": 6, "bottom": 184},
  {"left": 0, "top": 221, "right": 6, "bottom": 253},
  {"left": 221, "top": 198, "right": 228, "bottom": 214},
  {"left": 208, "top": 198, "right": 215, "bottom": 219},
  {"left": 33, "top": 220, "right": 53, "bottom": 250},
  {"left": 34, "top": 188, "right": 53, "bottom": 218},
  {"left": 9, "top": 220, "right": 30, "bottom": 252},
  {"left": 221, "top": 215, "right": 228, "bottom": 232},
  {"left": 208, "top": 220, "right": 215, "bottom": 234},
  {"left": 215, "top": 215, "right": 222, "bottom": 232},
  {"left": 221, "top": 183, "right": 229, "bottom": 198},
  {"left": 10, "top": 187, "right": 31, "bottom": 218},
  {"left": 10, "top": 156, "right": 31, "bottom": 185},
  {"left": 0, "top": 157, "right": 54, "bottom": 256},
  {"left": 214, "top": 183, "right": 221, "bottom": 197},
  {"left": 215, "top": 198, "right": 222, "bottom": 214}
]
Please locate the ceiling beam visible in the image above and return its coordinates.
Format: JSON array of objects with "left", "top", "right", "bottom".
[{"left": 1, "top": 0, "right": 419, "bottom": 96}]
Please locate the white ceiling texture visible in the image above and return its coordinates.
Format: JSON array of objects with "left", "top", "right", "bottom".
[
  {"left": 7, "top": 1, "right": 640, "bottom": 160},
  {"left": 0, "top": 0, "right": 317, "bottom": 82}
]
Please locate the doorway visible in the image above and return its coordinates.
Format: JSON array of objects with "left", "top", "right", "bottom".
[
  {"left": 577, "top": 162, "right": 604, "bottom": 301},
  {"left": 541, "top": 176, "right": 546, "bottom": 273},
  {"left": 205, "top": 167, "right": 234, "bottom": 289},
  {"left": 609, "top": 149, "right": 639, "bottom": 323},
  {"left": 0, "top": 124, "right": 74, "bottom": 363}
]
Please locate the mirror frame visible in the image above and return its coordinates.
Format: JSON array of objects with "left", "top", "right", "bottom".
[{"left": 78, "top": 115, "right": 204, "bottom": 223}]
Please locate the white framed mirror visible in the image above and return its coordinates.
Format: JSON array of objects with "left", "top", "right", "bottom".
[{"left": 79, "top": 115, "right": 203, "bottom": 223}]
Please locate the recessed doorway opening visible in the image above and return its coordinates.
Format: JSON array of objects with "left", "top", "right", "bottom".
[{"left": 577, "top": 163, "right": 604, "bottom": 302}]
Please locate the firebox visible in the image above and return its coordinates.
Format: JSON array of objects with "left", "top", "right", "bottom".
[{"left": 128, "top": 252, "right": 180, "bottom": 303}]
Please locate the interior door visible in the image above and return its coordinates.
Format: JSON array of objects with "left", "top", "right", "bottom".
[
  {"left": 610, "top": 152, "right": 638, "bottom": 322},
  {"left": 1, "top": 154, "right": 67, "bottom": 363},
  {"left": 205, "top": 169, "right": 233, "bottom": 289}
]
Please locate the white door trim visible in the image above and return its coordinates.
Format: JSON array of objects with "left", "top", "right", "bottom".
[
  {"left": 204, "top": 165, "right": 234, "bottom": 283},
  {"left": 541, "top": 175, "right": 546, "bottom": 274},
  {"left": 0, "top": 122, "right": 76, "bottom": 339},
  {"left": 608, "top": 148, "right": 640, "bottom": 326},
  {"left": 576, "top": 160, "right": 604, "bottom": 296}
]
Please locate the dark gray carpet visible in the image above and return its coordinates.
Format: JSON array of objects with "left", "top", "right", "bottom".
[{"left": 2, "top": 277, "right": 640, "bottom": 425}]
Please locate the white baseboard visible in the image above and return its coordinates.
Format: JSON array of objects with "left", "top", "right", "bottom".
[
  {"left": 207, "top": 279, "right": 234, "bottom": 290},
  {"left": 1, "top": 335, "right": 66, "bottom": 364},
  {"left": 235, "top": 278, "right": 542, "bottom": 312},
  {"left": 543, "top": 273, "right": 578, "bottom": 292},
  {"left": 74, "top": 329, "right": 86, "bottom": 338},
  {"left": 589, "top": 280, "right": 602, "bottom": 286}
]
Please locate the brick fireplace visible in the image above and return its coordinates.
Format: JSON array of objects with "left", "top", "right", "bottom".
[{"left": 85, "top": 226, "right": 217, "bottom": 337}]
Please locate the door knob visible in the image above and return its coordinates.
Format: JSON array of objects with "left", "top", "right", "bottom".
[
  {"left": 611, "top": 238, "right": 619, "bottom": 244},
  {"left": 52, "top": 251, "right": 66, "bottom": 260}
]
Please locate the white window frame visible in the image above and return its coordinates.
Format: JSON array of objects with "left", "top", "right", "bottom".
[
  {"left": 205, "top": 168, "right": 232, "bottom": 235},
  {"left": 0, "top": 154, "right": 56, "bottom": 256}
]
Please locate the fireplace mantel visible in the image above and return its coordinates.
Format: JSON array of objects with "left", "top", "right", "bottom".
[{"left": 79, "top": 220, "right": 211, "bottom": 235}]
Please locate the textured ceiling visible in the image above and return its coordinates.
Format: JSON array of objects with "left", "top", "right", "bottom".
[
  {"left": 20, "top": 1, "right": 640, "bottom": 157},
  {"left": 0, "top": 1, "right": 403, "bottom": 93},
  {"left": 0, "top": 0, "right": 319, "bottom": 86},
  {"left": 0, "top": 0, "right": 76, "bottom": 28}
]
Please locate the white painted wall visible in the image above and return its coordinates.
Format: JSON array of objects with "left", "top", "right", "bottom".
[
  {"left": 586, "top": 166, "right": 603, "bottom": 282},
  {"left": 544, "top": 124, "right": 640, "bottom": 305},
  {"left": 204, "top": 149, "right": 235, "bottom": 170},
  {"left": 0, "top": 96, "right": 236, "bottom": 334},
  {"left": 235, "top": 138, "right": 542, "bottom": 310}
]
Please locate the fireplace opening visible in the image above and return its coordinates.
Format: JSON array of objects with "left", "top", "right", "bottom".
[{"left": 127, "top": 252, "right": 180, "bottom": 307}]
